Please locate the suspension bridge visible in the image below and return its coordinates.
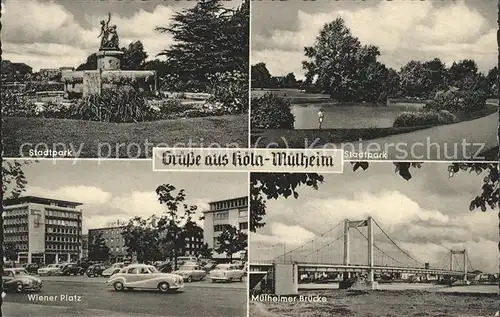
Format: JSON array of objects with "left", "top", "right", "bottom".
[{"left": 250, "top": 217, "right": 477, "bottom": 295}]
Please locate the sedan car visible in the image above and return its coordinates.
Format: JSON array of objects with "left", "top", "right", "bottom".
[
  {"left": 3, "top": 268, "right": 42, "bottom": 292},
  {"left": 107, "top": 264, "right": 184, "bottom": 293},
  {"left": 208, "top": 264, "right": 245, "bottom": 282},
  {"left": 173, "top": 264, "right": 207, "bottom": 282},
  {"left": 23, "top": 263, "right": 40, "bottom": 275},
  {"left": 102, "top": 262, "right": 126, "bottom": 277},
  {"left": 37, "top": 264, "right": 63, "bottom": 276},
  {"left": 86, "top": 264, "right": 108, "bottom": 277}
]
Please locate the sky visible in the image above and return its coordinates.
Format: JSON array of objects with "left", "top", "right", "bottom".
[
  {"left": 10, "top": 160, "right": 247, "bottom": 233},
  {"left": 1, "top": 0, "right": 244, "bottom": 71},
  {"left": 251, "top": 0, "right": 497, "bottom": 79},
  {"left": 250, "top": 163, "right": 498, "bottom": 274}
]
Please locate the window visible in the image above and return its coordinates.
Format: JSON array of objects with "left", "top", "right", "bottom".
[
  {"left": 215, "top": 212, "right": 229, "bottom": 220},
  {"left": 127, "top": 267, "right": 139, "bottom": 274},
  {"left": 238, "top": 208, "right": 248, "bottom": 218},
  {"left": 239, "top": 222, "right": 248, "bottom": 230}
]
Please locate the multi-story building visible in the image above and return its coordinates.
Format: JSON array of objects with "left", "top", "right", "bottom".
[
  {"left": 182, "top": 225, "right": 205, "bottom": 256},
  {"left": 203, "top": 196, "right": 248, "bottom": 260},
  {"left": 3, "top": 196, "right": 83, "bottom": 264},
  {"left": 88, "top": 225, "right": 127, "bottom": 262},
  {"left": 81, "top": 234, "right": 89, "bottom": 260}
]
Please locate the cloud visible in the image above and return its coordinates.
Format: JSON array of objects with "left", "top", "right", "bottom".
[
  {"left": 26, "top": 185, "right": 111, "bottom": 205},
  {"left": 2, "top": 1, "right": 175, "bottom": 70},
  {"left": 252, "top": 1, "right": 495, "bottom": 77}
]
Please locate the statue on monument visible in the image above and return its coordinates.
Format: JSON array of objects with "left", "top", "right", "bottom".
[{"left": 97, "top": 12, "right": 119, "bottom": 50}]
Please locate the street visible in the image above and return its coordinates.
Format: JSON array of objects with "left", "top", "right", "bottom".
[{"left": 2, "top": 276, "right": 247, "bottom": 317}]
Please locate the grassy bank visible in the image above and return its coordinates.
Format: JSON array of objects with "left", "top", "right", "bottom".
[
  {"left": 4, "top": 114, "right": 248, "bottom": 158},
  {"left": 250, "top": 289, "right": 498, "bottom": 317}
]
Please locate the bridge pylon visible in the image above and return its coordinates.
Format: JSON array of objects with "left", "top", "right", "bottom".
[
  {"left": 450, "top": 249, "right": 468, "bottom": 282},
  {"left": 344, "top": 217, "right": 378, "bottom": 290}
]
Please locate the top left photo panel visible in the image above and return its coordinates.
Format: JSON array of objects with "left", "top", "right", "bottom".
[{"left": 1, "top": 0, "right": 250, "bottom": 159}]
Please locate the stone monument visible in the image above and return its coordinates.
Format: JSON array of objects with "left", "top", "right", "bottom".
[{"left": 62, "top": 12, "right": 156, "bottom": 98}]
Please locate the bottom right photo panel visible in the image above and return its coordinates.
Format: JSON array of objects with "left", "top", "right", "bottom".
[{"left": 248, "top": 163, "right": 498, "bottom": 317}]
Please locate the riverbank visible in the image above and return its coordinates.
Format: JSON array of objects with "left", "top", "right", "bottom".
[{"left": 249, "top": 289, "right": 498, "bottom": 317}]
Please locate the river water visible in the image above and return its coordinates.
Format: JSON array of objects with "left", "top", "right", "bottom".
[{"left": 299, "top": 282, "right": 497, "bottom": 293}]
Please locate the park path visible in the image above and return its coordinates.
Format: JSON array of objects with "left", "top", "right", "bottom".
[{"left": 332, "top": 110, "right": 497, "bottom": 161}]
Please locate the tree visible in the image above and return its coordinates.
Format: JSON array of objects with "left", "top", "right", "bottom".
[
  {"left": 1, "top": 160, "right": 36, "bottom": 312},
  {"left": 121, "top": 41, "right": 148, "bottom": 70},
  {"left": 486, "top": 66, "right": 498, "bottom": 97},
  {"left": 251, "top": 63, "right": 272, "bottom": 88},
  {"left": 199, "top": 243, "right": 213, "bottom": 258},
  {"left": 302, "top": 18, "right": 387, "bottom": 102},
  {"left": 155, "top": 184, "right": 201, "bottom": 270},
  {"left": 156, "top": 0, "right": 249, "bottom": 90},
  {"left": 76, "top": 53, "right": 97, "bottom": 71},
  {"left": 88, "top": 232, "right": 110, "bottom": 262},
  {"left": 121, "top": 216, "right": 162, "bottom": 263},
  {"left": 4, "top": 243, "right": 19, "bottom": 264},
  {"left": 250, "top": 173, "right": 324, "bottom": 232},
  {"left": 284, "top": 73, "right": 297, "bottom": 88},
  {"left": 214, "top": 226, "right": 247, "bottom": 260},
  {"left": 399, "top": 61, "right": 429, "bottom": 98}
]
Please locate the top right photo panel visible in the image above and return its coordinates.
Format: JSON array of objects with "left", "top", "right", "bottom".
[{"left": 250, "top": 0, "right": 498, "bottom": 162}]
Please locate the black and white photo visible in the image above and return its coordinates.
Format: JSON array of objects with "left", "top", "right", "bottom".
[
  {"left": 250, "top": 0, "right": 498, "bottom": 161},
  {"left": 248, "top": 163, "right": 498, "bottom": 316},
  {"left": 1, "top": 159, "right": 248, "bottom": 317},
  {"left": 1, "top": 0, "right": 249, "bottom": 158}
]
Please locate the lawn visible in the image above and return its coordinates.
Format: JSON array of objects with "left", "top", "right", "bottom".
[{"left": 4, "top": 114, "right": 248, "bottom": 158}]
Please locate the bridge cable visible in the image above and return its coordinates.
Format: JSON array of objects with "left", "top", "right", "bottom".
[
  {"left": 372, "top": 218, "right": 424, "bottom": 266},
  {"left": 354, "top": 227, "right": 410, "bottom": 267},
  {"left": 273, "top": 221, "right": 343, "bottom": 261}
]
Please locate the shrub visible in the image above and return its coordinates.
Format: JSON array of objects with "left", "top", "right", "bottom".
[
  {"left": 393, "top": 110, "right": 458, "bottom": 128},
  {"left": 74, "top": 87, "right": 152, "bottom": 123},
  {"left": 251, "top": 93, "right": 295, "bottom": 129},
  {"left": 424, "top": 89, "right": 487, "bottom": 113},
  {"left": 207, "top": 70, "right": 249, "bottom": 114},
  {"left": 148, "top": 99, "right": 196, "bottom": 120}
]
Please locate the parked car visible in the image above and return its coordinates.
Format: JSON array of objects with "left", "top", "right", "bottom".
[
  {"left": 86, "top": 264, "right": 108, "bottom": 277},
  {"left": 176, "top": 256, "right": 198, "bottom": 266},
  {"left": 173, "top": 264, "right": 207, "bottom": 282},
  {"left": 102, "top": 262, "right": 126, "bottom": 277},
  {"left": 23, "top": 263, "right": 41, "bottom": 275},
  {"left": 61, "top": 263, "right": 85, "bottom": 276},
  {"left": 158, "top": 262, "right": 173, "bottom": 273},
  {"left": 107, "top": 264, "right": 184, "bottom": 293},
  {"left": 208, "top": 264, "right": 245, "bottom": 283},
  {"left": 37, "top": 264, "right": 63, "bottom": 276},
  {"left": 3, "top": 268, "right": 42, "bottom": 292},
  {"left": 203, "top": 261, "right": 218, "bottom": 272}
]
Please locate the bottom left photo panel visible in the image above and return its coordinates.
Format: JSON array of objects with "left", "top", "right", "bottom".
[{"left": 1, "top": 159, "right": 249, "bottom": 317}]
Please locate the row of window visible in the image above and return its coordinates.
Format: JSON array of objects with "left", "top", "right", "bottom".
[
  {"left": 209, "top": 197, "right": 248, "bottom": 211},
  {"left": 45, "top": 209, "right": 81, "bottom": 219},
  {"left": 47, "top": 227, "right": 80, "bottom": 234},
  {"left": 47, "top": 236, "right": 79, "bottom": 243},
  {"left": 46, "top": 219, "right": 79, "bottom": 227},
  {"left": 46, "top": 244, "right": 79, "bottom": 251},
  {"left": 4, "top": 235, "right": 28, "bottom": 242},
  {"left": 4, "top": 218, "right": 28, "bottom": 225},
  {"left": 4, "top": 227, "right": 28, "bottom": 233},
  {"left": 213, "top": 222, "right": 248, "bottom": 232},
  {"left": 3, "top": 208, "right": 28, "bottom": 217}
]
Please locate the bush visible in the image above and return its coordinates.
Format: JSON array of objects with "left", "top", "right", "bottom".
[
  {"left": 148, "top": 99, "right": 194, "bottom": 120},
  {"left": 251, "top": 93, "right": 295, "bottom": 129},
  {"left": 393, "top": 110, "right": 458, "bottom": 128},
  {"left": 207, "top": 70, "right": 248, "bottom": 114},
  {"left": 424, "top": 89, "right": 487, "bottom": 113},
  {"left": 74, "top": 87, "right": 152, "bottom": 123}
]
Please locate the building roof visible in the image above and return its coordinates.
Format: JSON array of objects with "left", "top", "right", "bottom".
[
  {"left": 3, "top": 196, "right": 83, "bottom": 207},
  {"left": 208, "top": 196, "right": 247, "bottom": 205}
]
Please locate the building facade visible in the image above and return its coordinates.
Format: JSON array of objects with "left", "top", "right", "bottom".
[
  {"left": 88, "top": 226, "right": 127, "bottom": 262},
  {"left": 203, "top": 196, "right": 248, "bottom": 260},
  {"left": 81, "top": 234, "right": 89, "bottom": 260},
  {"left": 3, "top": 196, "right": 83, "bottom": 264}
]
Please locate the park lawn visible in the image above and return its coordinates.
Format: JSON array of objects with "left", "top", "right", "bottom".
[{"left": 3, "top": 114, "right": 248, "bottom": 158}]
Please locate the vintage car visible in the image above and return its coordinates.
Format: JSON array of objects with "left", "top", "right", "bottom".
[
  {"left": 86, "top": 264, "right": 108, "bottom": 277},
  {"left": 23, "top": 263, "right": 41, "bottom": 275},
  {"left": 3, "top": 268, "right": 42, "bottom": 292},
  {"left": 173, "top": 264, "right": 207, "bottom": 282},
  {"left": 102, "top": 262, "right": 126, "bottom": 277},
  {"left": 37, "top": 264, "right": 63, "bottom": 276},
  {"left": 61, "top": 263, "right": 85, "bottom": 276},
  {"left": 107, "top": 264, "right": 184, "bottom": 293},
  {"left": 208, "top": 264, "right": 245, "bottom": 282}
]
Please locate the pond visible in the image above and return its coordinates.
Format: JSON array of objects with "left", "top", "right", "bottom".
[{"left": 291, "top": 102, "right": 426, "bottom": 129}]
